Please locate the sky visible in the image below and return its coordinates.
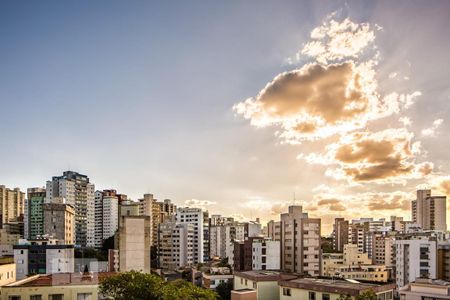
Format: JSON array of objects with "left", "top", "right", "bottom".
[{"left": 1, "top": 1, "right": 450, "bottom": 234}]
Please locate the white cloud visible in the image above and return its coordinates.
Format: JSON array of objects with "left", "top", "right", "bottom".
[{"left": 421, "top": 118, "right": 443, "bottom": 137}]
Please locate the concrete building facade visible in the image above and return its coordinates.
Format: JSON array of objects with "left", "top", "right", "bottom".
[
  {"left": 43, "top": 200, "right": 75, "bottom": 244},
  {"left": 118, "top": 215, "right": 151, "bottom": 273},
  {"left": 0, "top": 185, "right": 25, "bottom": 225}
]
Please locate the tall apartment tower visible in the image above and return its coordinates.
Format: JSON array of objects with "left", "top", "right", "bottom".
[
  {"left": 94, "top": 190, "right": 122, "bottom": 248},
  {"left": 412, "top": 189, "right": 447, "bottom": 231},
  {"left": 43, "top": 199, "right": 75, "bottom": 244},
  {"left": 280, "top": 206, "right": 321, "bottom": 276},
  {"left": 332, "top": 218, "right": 349, "bottom": 252},
  {"left": 26, "top": 187, "right": 46, "bottom": 239},
  {"left": 176, "top": 207, "right": 210, "bottom": 263},
  {"left": 46, "top": 171, "right": 95, "bottom": 247},
  {"left": 0, "top": 185, "right": 25, "bottom": 225}
]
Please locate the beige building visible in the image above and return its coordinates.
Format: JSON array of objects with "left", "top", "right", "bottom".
[
  {"left": 0, "top": 186, "right": 25, "bottom": 225},
  {"left": 412, "top": 189, "right": 447, "bottom": 231},
  {"left": 438, "top": 242, "right": 450, "bottom": 281},
  {"left": 234, "top": 271, "right": 297, "bottom": 300},
  {"left": 280, "top": 206, "right": 321, "bottom": 276},
  {"left": 119, "top": 215, "right": 151, "bottom": 273},
  {"left": 399, "top": 279, "right": 450, "bottom": 299},
  {"left": 279, "top": 278, "right": 395, "bottom": 300},
  {"left": 0, "top": 229, "right": 20, "bottom": 257},
  {"left": 322, "top": 244, "right": 390, "bottom": 282},
  {"left": 43, "top": 201, "right": 75, "bottom": 244},
  {"left": 0, "top": 263, "right": 16, "bottom": 287},
  {"left": 0, "top": 272, "right": 116, "bottom": 300}
]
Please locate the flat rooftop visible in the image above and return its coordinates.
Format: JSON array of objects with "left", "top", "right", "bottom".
[
  {"left": 279, "top": 278, "right": 395, "bottom": 296},
  {"left": 234, "top": 271, "right": 297, "bottom": 282},
  {"left": 4, "top": 272, "right": 116, "bottom": 288}
]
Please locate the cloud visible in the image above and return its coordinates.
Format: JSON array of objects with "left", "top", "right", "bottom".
[
  {"left": 421, "top": 119, "right": 443, "bottom": 137},
  {"left": 304, "top": 128, "right": 432, "bottom": 183},
  {"left": 399, "top": 116, "right": 412, "bottom": 126},
  {"left": 184, "top": 199, "right": 217, "bottom": 208},
  {"left": 234, "top": 61, "right": 419, "bottom": 144},
  {"left": 234, "top": 17, "right": 421, "bottom": 144},
  {"left": 301, "top": 18, "right": 376, "bottom": 64},
  {"left": 367, "top": 196, "right": 410, "bottom": 211},
  {"left": 317, "top": 198, "right": 346, "bottom": 211},
  {"left": 389, "top": 72, "right": 398, "bottom": 79},
  {"left": 314, "top": 190, "right": 413, "bottom": 212}
]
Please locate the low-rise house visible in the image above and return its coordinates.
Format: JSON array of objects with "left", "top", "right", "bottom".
[
  {"left": 278, "top": 278, "right": 395, "bottom": 300},
  {"left": 0, "top": 262, "right": 16, "bottom": 287},
  {"left": 0, "top": 272, "right": 116, "bottom": 300},
  {"left": 233, "top": 271, "right": 297, "bottom": 300},
  {"left": 399, "top": 278, "right": 450, "bottom": 299}
]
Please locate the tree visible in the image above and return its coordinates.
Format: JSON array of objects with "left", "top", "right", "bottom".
[
  {"left": 337, "top": 295, "right": 351, "bottom": 300},
  {"left": 99, "top": 271, "right": 218, "bottom": 300},
  {"left": 161, "top": 279, "right": 217, "bottom": 300},
  {"left": 99, "top": 271, "right": 164, "bottom": 300},
  {"left": 355, "top": 290, "right": 377, "bottom": 300},
  {"left": 216, "top": 281, "right": 233, "bottom": 300}
]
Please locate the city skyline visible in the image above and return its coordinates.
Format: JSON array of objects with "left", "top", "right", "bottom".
[{"left": 1, "top": 1, "right": 450, "bottom": 234}]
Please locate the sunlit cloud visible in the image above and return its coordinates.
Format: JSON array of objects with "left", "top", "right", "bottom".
[
  {"left": 234, "top": 17, "right": 421, "bottom": 144},
  {"left": 301, "top": 18, "right": 377, "bottom": 64},
  {"left": 184, "top": 199, "right": 217, "bottom": 209},
  {"left": 303, "top": 128, "right": 432, "bottom": 183}
]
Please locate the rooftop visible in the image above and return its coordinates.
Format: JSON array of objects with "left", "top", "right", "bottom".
[
  {"left": 234, "top": 271, "right": 297, "bottom": 282},
  {"left": 279, "top": 278, "right": 395, "bottom": 296},
  {"left": 4, "top": 272, "right": 116, "bottom": 288}
]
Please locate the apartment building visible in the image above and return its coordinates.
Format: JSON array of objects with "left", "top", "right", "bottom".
[
  {"left": 25, "top": 187, "right": 46, "bottom": 240},
  {"left": 332, "top": 218, "right": 349, "bottom": 252},
  {"left": 157, "top": 219, "right": 194, "bottom": 270},
  {"left": 43, "top": 200, "right": 75, "bottom": 244},
  {"left": 412, "top": 189, "right": 447, "bottom": 231},
  {"left": 395, "top": 233, "right": 438, "bottom": 288},
  {"left": 13, "top": 238, "right": 74, "bottom": 280},
  {"left": 0, "top": 185, "right": 25, "bottom": 225},
  {"left": 46, "top": 171, "right": 95, "bottom": 247},
  {"left": 94, "top": 190, "right": 122, "bottom": 248},
  {"left": 176, "top": 207, "right": 210, "bottom": 263},
  {"left": 280, "top": 206, "right": 321, "bottom": 276}
]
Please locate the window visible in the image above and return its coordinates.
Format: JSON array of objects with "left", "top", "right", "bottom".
[
  {"left": 49, "top": 295, "right": 64, "bottom": 300},
  {"left": 8, "top": 297, "right": 21, "bottom": 300},
  {"left": 30, "top": 296, "right": 42, "bottom": 300},
  {"left": 282, "top": 288, "right": 291, "bottom": 296},
  {"left": 253, "top": 282, "right": 257, "bottom": 289},
  {"left": 322, "top": 294, "right": 330, "bottom": 300},
  {"left": 309, "top": 292, "right": 316, "bottom": 300},
  {"left": 77, "top": 294, "right": 92, "bottom": 300}
]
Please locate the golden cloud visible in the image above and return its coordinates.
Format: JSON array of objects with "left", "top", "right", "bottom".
[
  {"left": 302, "top": 18, "right": 376, "bottom": 64},
  {"left": 317, "top": 198, "right": 346, "bottom": 211}
]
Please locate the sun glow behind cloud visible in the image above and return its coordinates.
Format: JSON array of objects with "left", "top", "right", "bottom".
[{"left": 233, "top": 13, "right": 448, "bottom": 230}]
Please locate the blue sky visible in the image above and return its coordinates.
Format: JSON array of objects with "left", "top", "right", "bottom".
[{"left": 1, "top": 1, "right": 450, "bottom": 232}]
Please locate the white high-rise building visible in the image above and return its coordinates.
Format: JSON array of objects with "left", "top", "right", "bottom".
[
  {"left": 395, "top": 233, "right": 438, "bottom": 288},
  {"left": 412, "top": 189, "right": 447, "bottom": 231},
  {"left": 46, "top": 171, "right": 95, "bottom": 247},
  {"left": 176, "top": 207, "right": 209, "bottom": 263},
  {"left": 94, "top": 190, "right": 120, "bottom": 248}
]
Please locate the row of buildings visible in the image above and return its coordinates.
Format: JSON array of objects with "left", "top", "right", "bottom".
[{"left": 1, "top": 172, "right": 450, "bottom": 299}]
